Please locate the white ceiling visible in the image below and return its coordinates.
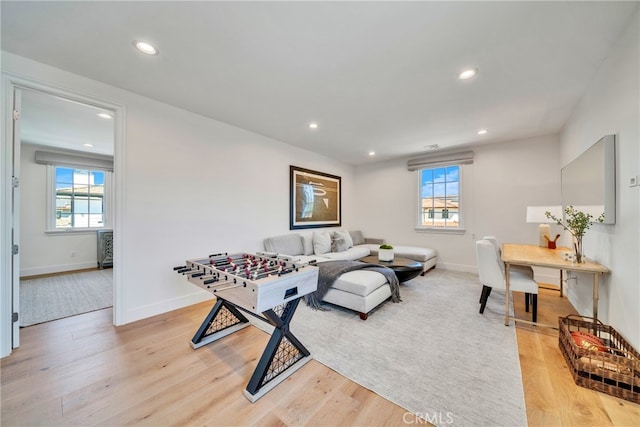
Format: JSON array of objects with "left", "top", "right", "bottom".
[
  {"left": 2, "top": 1, "right": 637, "bottom": 165},
  {"left": 20, "top": 90, "right": 115, "bottom": 156}
]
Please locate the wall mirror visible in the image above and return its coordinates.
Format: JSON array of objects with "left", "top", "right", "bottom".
[{"left": 561, "top": 134, "right": 615, "bottom": 224}]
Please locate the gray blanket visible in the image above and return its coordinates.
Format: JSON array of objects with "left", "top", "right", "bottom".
[{"left": 305, "top": 260, "right": 401, "bottom": 310}]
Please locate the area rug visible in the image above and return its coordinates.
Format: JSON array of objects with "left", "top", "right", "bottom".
[
  {"left": 20, "top": 269, "right": 113, "bottom": 327},
  {"left": 287, "top": 269, "right": 527, "bottom": 427}
]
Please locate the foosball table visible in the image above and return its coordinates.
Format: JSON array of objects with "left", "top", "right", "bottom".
[{"left": 174, "top": 252, "right": 318, "bottom": 402}]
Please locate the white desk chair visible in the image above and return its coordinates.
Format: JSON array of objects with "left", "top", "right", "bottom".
[
  {"left": 476, "top": 240, "right": 539, "bottom": 322},
  {"left": 483, "top": 236, "right": 534, "bottom": 279}
]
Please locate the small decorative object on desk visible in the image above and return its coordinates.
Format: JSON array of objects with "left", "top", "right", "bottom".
[
  {"left": 378, "top": 244, "right": 394, "bottom": 262},
  {"left": 545, "top": 233, "right": 560, "bottom": 249},
  {"left": 545, "top": 206, "right": 604, "bottom": 263}
]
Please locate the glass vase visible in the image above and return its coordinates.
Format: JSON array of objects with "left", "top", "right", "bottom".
[{"left": 573, "top": 235, "right": 585, "bottom": 263}]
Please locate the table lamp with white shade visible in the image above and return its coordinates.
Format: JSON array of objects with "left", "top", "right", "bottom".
[{"left": 526, "top": 206, "right": 563, "bottom": 247}]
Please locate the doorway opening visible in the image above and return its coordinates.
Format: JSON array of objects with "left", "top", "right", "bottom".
[
  {"left": 2, "top": 76, "right": 124, "bottom": 355},
  {"left": 20, "top": 89, "right": 114, "bottom": 325}
]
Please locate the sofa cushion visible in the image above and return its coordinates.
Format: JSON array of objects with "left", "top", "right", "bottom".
[
  {"left": 263, "top": 234, "right": 304, "bottom": 255},
  {"left": 395, "top": 246, "right": 437, "bottom": 262},
  {"left": 290, "top": 254, "right": 328, "bottom": 264},
  {"left": 357, "top": 243, "right": 382, "bottom": 253},
  {"left": 301, "top": 234, "right": 314, "bottom": 255},
  {"left": 331, "top": 270, "right": 389, "bottom": 297},
  {"left": 313, "top": 231, "right": 332, "bottom": 255},
  {"left": 366, "top": 244, "right": 437, "bottom": 263},
  {"left": 349, "top": 230, "right": 365, "bottom": 246},
  {"left": 321, "top": 246, "right": 370, "bottom": 260}
]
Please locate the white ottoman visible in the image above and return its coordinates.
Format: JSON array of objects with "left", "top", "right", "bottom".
[{"left": 321, "top": 270, "right": 392, "bottom": 320}]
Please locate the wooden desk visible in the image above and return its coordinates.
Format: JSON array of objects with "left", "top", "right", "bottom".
[{"left": 501, "top": 244, "right": 610, "bottom": 326}]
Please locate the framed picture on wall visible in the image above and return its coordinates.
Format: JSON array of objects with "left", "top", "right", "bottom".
[{"left": 290, "top": 166, "right": 341, "bottom": 229}]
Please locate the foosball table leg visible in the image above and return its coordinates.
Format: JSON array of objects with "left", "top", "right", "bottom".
[
  {"left": 190, "top": 298, "right": 250, "bottom": 349},
  {"left": 243, "top": 298, "right": 312, "bottom": 402}
]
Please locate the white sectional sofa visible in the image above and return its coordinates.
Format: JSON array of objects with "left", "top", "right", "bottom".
[
  {"left": 356, "top": 242, "right": 437, "bottom": 273},
  {"left": 262, "top": 230, "right": 437, "bottom": 319}
]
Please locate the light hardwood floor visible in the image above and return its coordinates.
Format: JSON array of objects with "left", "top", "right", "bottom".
[
  {"left": 513, "top": 287, "right": 639, "bottom": 426},
  {"left": 1, "top": 286, "right": 638, "bottom": 426}
]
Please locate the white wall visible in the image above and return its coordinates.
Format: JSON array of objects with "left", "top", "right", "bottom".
[
  {"left": 559, "top": 10, "right": 639, "bottom": 349},
  {"left": 1, "top": 51, "right": 356, "bottom": 326},
  {"left": 354, "top": 134, "right": 561, "bottom": 282},
  {"left": 122, "top": 99, "right": 357, "bottom": 322},
  {"left": 19, "top": 143, "right": 101, "bottom": 276}
]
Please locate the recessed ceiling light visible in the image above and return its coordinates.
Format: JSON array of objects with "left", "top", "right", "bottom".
[
  {"left": 97, "top": 113, "right": 112, "bottom": 119},
  {"left": 308, "top": 122, "right": 319, "bottom": 129},
  {"left": 133, "top": 40, "right": 159, "bottom": 55},
  {"left": 424, "top": 144, "right": 440, "bottom": 150},
  {"left": 369, "top": 151, "right": 376, "bottom": 156},
  {"left": 83, "top": 143, "right": 94, "bottom": 147},
  {"left": 477, "top": 129, "right": 488, "bottom": 135},
  {"left": 458, "top": 68, "right": 477, "bottom": 80}
]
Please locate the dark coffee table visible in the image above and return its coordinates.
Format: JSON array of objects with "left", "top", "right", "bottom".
[{"left": 359, "top": 255, "right": 424, "bottom": 282}]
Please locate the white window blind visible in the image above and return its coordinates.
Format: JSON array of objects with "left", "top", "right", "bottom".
[
  {"left": 35, "top": 150, "right": 113, "bottom": 171},
  {"left": 407, "top": 150, "right": 474, "bottom": 171}
]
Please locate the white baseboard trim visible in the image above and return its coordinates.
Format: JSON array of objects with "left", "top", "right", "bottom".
[
  {"left": 435, "top": 262, "right": 478, "bottom": 274},
  {"left": 124, "top": 290, "right": 213, "bottom": 325},
  {"left": 20, "top": 261, "right": 98, "bottom": 277}
]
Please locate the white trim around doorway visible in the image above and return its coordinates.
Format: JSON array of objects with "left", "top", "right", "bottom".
[{"left": 0, "top": 73, "right": 126, "bottom": 357}]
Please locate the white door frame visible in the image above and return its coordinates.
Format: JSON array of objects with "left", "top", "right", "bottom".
[
  {"left": 1, "top": 73, "right": 126, "bottom": 357},
  {"left": 10, "top": 86, "right": 22, "bottom": 349}
]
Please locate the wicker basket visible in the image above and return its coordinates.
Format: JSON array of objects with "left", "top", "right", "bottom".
[{"left": 558, "top": 315, "right": 639, "bottom": 404}]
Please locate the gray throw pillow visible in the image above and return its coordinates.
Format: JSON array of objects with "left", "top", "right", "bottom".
[
  {"left": 334, "top": 238, "right": 349, "bottom": 252},
  {"left": 350, "top": 230, "right": 365, "bottom": 246},
  {"left": 334, "top": 230, "right": 353, "bottom": 249}
]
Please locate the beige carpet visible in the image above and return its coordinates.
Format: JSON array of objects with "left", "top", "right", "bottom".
[
  {"left": 284, "top": 269, "right": 527, "bottom": 427},
  {"left": 20, "top": 269, "right": 113, "bottom": 327}
]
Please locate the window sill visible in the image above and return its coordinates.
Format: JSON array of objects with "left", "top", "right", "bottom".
[
  {"left": 414, "top": 227, "right": 466, "bottom": 235},
  {"left": 46, "top": 228, "right": 110, "bottom": 236}
]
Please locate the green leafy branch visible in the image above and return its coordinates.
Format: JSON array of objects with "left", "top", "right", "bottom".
[{"left": 545, "top": 206, "right": 604, "bottom": 237}]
